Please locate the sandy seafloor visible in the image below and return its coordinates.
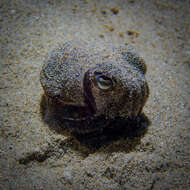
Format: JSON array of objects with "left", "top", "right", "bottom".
[{"left": 0, "top": 0, "right": 190, "bottom": 189}]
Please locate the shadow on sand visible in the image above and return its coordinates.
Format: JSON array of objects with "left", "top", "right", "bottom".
[{"left": 40, "top": 95, "right": 151, "bottom": 152}]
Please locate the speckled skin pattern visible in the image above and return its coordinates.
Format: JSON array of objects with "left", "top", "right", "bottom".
[{"left": 40, "top": 41, "right": 149, "bottom": 133}]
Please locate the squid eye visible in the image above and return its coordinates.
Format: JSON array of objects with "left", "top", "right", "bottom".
[{"left": 95, "top": 72, "right": 113, "bottom": 90}]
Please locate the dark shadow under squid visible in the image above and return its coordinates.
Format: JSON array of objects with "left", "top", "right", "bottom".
[{"left": 40, "top": 94, "right": 150, "bottom": 150}]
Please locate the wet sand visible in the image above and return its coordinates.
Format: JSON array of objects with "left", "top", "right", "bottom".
[{"left": 0, "top": 0, "right": 190, "bottom": 189}]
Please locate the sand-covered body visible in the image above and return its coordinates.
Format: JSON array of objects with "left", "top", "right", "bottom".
[{"left": 40, "top": 41, "right": 149, "bottom": 133}]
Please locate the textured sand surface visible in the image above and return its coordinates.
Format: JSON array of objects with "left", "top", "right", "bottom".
[{"left": 0, "top": 0, "right": 190, "bottom": 189}]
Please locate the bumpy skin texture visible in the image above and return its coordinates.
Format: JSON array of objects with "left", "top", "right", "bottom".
[{"left": 40, "top": 41, "right": 149, "bottom": 134}]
